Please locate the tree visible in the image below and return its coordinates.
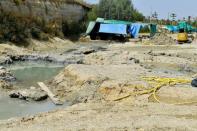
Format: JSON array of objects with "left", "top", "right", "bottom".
[
  {"left": 87, "top": 6, "right": 98, "bottom": 21},
  {"left": 88, "top": 0, "right": 144, "bottom": 21}
]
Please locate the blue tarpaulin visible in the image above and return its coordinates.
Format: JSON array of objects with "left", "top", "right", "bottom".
[
  {"left": 129, "top": 23, "right": 143, "bottom": 38},
  {"left": 150, "top": 24, "right": 157, "bottom": 37},
  {"left": 99, "top": 24, "right": 127, "bottom": 35},
  {"left": 166, "top": 25, "right": 178, "bottom": 32}
]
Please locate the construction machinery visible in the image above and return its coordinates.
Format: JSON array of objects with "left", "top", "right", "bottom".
[
  {"left": 177, "top": 21, "right": 192, "bottom": 44},
  {"left": 177, "top": 29, "right": 188, "bottom": 43}
]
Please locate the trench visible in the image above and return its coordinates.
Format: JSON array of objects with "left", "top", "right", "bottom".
[{"left": 0, "top": 61, "right": 68, "bottom": 120}]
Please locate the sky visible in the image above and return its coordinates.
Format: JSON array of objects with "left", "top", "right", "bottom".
[{"left": 85, "top": 0, "right": 197, "bottom": 20}]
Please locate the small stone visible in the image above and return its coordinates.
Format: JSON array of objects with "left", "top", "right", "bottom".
[
  {"left": 82, "top": 49, "right": 95, "bottom": 55},
  {"left": 30, "top": 86, "right": 36, "bottom": 90},
  {"left": 9, "top": 92, "right": 19, "bottom": 98},
  {"left": 9, "top": 89, "right": 48, "bottom": 101},
  {"left": 160, "top": 52, "right": 166, "bottom": 56},
  {"left": 134, "top": 59, "right": 140, "bottom": 64},
  {"left": 0, "top": 67, "right": 16, "bottom": 82}
]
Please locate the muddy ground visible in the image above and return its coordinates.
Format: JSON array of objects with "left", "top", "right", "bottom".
[{"left": 0, "top": 37, "right": 197, "bottom": 130}]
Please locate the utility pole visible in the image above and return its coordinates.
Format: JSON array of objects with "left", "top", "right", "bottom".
[
  {"left": 152, "top": 11, "right": 158, "bottom": 24},
  {"left": 167, "top": 12, "right": 170, "bottom": 20},
  {"left": 171, "top": 13, "right": 176, "bottom": 20},
  {"left": 188, "top": 16, "right": 192, "bottom": 24},
  {"left": 170, "top": 13, "right": 177, "bottom": 25}
]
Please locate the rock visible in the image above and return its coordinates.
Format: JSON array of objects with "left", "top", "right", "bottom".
[
  {"left": 82, "top": 49, "right": 96, "bottom": 55},
  {"left": 9, "top": 89, "right": 48, "bottom": 101},
  {"left": 129, "top": 57, "right": 140, "bottom": 64},
  {"left": 191, "top": 78, "right": 197, "bottom": 87},
  {"left": 0, "top": 80, "right": 13, "bottom": 90},
  {"left": 0, "top": 56, "right": 13, "bottom": 64},
  {"left": 75, "top": 47, "right": 96, "bottom": 55},
  {"left": 0, "top": 67, "right": 16, "bottom": 82}
]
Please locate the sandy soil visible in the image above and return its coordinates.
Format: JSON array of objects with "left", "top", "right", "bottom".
[
  {"left": 1, "top": 102, "right": 197, "bottom": 131},
  {"left": 1, "top": 38, "right": 197, "bottom": 130}
]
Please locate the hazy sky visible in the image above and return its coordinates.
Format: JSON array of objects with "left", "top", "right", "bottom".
[{"left": 85, "top": 0, "right": 197, "bottom": 19}]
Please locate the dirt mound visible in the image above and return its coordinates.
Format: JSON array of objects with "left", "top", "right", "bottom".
[
  {"left": 143, "top": 33, "right": 176, "bottom": 45},
  {"left": 50, "top": 64, "right": 149, "bottom": 104}
]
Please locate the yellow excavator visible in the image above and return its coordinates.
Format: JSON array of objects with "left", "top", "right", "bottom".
[
  {"left": 177, "top": 21, "right": 193, "bottom": 44},
  {"left": 177, "top": 29, "right": 188, "bottom": 43}
]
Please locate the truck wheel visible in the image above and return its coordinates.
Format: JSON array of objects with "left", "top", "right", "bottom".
[{"left": 90, "top": 35, "right": 96, "bottom": 40}]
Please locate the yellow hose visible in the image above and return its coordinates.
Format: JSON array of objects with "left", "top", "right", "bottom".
[
  {"left": 142, "top": 76, "right": 193, "bottom": 105},
  {"left": 114, "top": 76, "right": 196, "bottom": 105}
]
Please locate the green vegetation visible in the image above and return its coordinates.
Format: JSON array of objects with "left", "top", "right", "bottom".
[
  {"left": 62, "top": 21, "right": 87, "bottom": 40},
  {"left": 87, "top": 6, "right": 98, "bottom": 21},
  {"left": 0, "top": 11, "right": 87, "bottom": 45},
  {"left": 0, "top": 0, "right": 88, "bottom": 45},
  {"left": 0, "top": 11, "right": 64, "bottom": 46},
  {"left": 88, "top": 0, "right": 144, "bottom": 22}
]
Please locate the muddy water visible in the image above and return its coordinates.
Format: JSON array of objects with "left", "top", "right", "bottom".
[
  {"left": 0, "top": 61, "right": 68, "bottom": 120},
  {"left": 0, "top": 94, "right": 69, "bottom": 120},
  {"left": 0, "top": 43, "right": 109, "bottom": 120},
  {"left": 9, "top": 62, "right": 64, "bottom": 88}
]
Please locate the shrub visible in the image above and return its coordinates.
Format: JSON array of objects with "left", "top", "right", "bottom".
[{"left": 62, "top": 21, "right": 86, "bottom": 40}]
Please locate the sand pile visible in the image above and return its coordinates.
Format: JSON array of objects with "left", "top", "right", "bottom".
[{"left": 143, "top": 33, "right": 176, "bottom": 45}]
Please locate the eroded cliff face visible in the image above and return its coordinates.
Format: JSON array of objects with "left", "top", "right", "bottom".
[
  {"left": 0, "top": 0, "right": 87, "bottom": 22},
  {"left": 0, "top": 0, "right": 89, "bottom": 44}
]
